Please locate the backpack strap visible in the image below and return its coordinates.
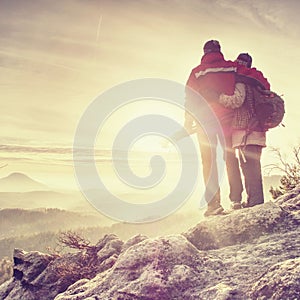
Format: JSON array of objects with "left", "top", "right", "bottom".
[
  {"left": 236, "top": 74, "right": 266, "bottom": 90},
  {"left": 239, "top": 84, "right": 264, "bottom": 160}
]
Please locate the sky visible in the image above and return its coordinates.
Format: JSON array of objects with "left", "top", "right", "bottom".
[{"left": 0, "top": 0, "right": 300, "bottom": 190}]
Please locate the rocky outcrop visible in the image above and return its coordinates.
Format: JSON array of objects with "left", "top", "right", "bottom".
[
  {"left": 274, "top": 184, "right": 300, "bottom": 213},
  {"left": 250, "top": 258, "right": 300, "bottom": 300},
  {"left": 121, "top": 234, "right": 148, "bottom": 252},
  {"left": 0, "top": 234, "right": 123, "bottom": 300},
  {"left": 55, "top": 235, "right": 230, "bottom": 300},
  {"left": 183, "top": 202, "right": 291, "bottom": 250},
  {"left": 0, "top": 249, "right": 58, "bottom": 300},
  {"left": 0, "top": 185, "right": 300, "bottom": 300}
]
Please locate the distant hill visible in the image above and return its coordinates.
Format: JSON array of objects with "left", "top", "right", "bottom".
[
  {"left": 0, "top": 173, "right": 109, "bottom": 214},
  {"left": 0, "top": 190, "right": 108, "bottom": 216},
  {"left": 0, "top": 208, "right": 110, "bottom": 240},
  {"left": 0, "top": 208, "right": 201, "bottom": 260},
  {"left": 0, "top": 172, "right": 49, "bottom": 192},
  {"left": 0, "top": 190, "right": 74, "bottom": 210}
]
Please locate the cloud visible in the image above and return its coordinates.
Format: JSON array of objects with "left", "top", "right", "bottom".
[
  {"left": 0, "top": 144, "right": 72, "bottom": 155},
  {"left": 0, "top": 144, "right": 118, "bottom": 171},
  {"left": 0, "top": 0, "right": 299, "bottom": 155},
  {"left": 216, "top": 0, "right": 300, "bottom": 37}
]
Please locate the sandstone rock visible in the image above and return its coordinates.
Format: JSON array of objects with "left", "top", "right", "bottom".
[
  {"left": 1, "top": 194, "right": 300, "bottom": 300},
  {"left": 55, "top": 235, "right": 226, "bottom": 300},
  {"left": 197, "top": 283, "right": 239, "bottom": 300},
  {"left": 250, "top": 257, "right": 300, "bottom": 300},
  {"left": 0, "top": 249, "right": 57, "bottom": 300},
  {"left": 184, "top": 202, "right": 290, "bottom": 250},
  {"left": 122, "top": 234, "right": 148, "bottom": 252},
  {"left": 0, "top": 234, "right": 124, "bottom": 300},
  {"left": 12, "top": 248, "right": 55, "bottom": 282},
  {"left": 94, "top": 233, "right": 123, "bottom": 255},
  {"left": 275, "top": 183, "right": 300, "bottom": 213},
  {"left": 93, "top": 234, "right": 124, "bottom": 273}
]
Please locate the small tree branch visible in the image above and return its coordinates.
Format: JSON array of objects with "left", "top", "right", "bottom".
[
  {"left": 58, "top": 231, "right": 92, "bottom": 250},
  {"left": 265, "top": 146, "right": 300, "bottom": 199}
]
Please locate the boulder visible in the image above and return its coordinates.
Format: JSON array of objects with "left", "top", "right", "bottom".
[
  {"left": 122, "top": 234, "right": 148, "bottom": 252},
  {"left": 0, "top": 234, "right": 124, "bottom": 300},
  {"left": 275, "top": 183, "right": 300, "bottom": 213},
  {"left": 184, "top": 202, "right": 291, "bottom": 250},
  {"left": 55, "top": 235, "right": 226, "bottom": 299},
  {"left": 250, "top": 257, "right": 300, "bottom": 300},
  {"left": 0, "top": 249, "right": 57, "bottom": 300}
]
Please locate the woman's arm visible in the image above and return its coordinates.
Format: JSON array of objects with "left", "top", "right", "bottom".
[{"left": 219, "top": 82, "right": 246, "bottom": 109}]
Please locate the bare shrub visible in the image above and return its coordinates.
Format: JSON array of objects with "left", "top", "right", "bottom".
[
  {"left": 266, "top": 146, "right": 300, "bottom": 199},
  {"left": 53, "top": 231, "right": 99, "bottom": 281},
  {"left": 57, "top": 230, "right": 94, "bottom": 251}
]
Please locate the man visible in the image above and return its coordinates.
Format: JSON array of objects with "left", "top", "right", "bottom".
[
  {"left": 185, "top": 40, "right": 243, "bottom": 216},
  {"left": 219, "top": 53, "right": 270, "bottom": 207}
]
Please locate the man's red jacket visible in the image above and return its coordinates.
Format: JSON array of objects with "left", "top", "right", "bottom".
[{"left": 185, "top": 52, "right": 236, "bottom": 134}]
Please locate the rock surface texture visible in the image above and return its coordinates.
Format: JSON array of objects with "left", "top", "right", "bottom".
[{"left": 0, "top": 184, "right": 300, "bottom": 299}]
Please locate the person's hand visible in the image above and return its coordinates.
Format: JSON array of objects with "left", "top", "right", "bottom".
[
  {"left": 184, "top": 121, "right": 194, "bottom": 134},
  {"left": 184, "top": 112, "right": 195, "bottom": 134}
]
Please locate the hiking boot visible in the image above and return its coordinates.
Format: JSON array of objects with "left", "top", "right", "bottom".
[
  {"left": 231, "top": 202, "right": 242, "bottom": 210},
  {"left": 241, "top": 202, "right": 249, "bottom": 208},
  {"left": 204, "top": 206, "right": 227, "bottom": 217}
]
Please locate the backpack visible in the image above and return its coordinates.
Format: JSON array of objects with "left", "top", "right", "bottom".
[{"left": 251, "top": 86, "right": 285, "bottom": 130}]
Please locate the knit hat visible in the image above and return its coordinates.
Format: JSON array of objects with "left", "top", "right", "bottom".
[
  {"left": 236, "top": 53, "right": 252, "bottom": 68},
  {"left": 203, "top": 40, "right": 221, "bottom": 54}
]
